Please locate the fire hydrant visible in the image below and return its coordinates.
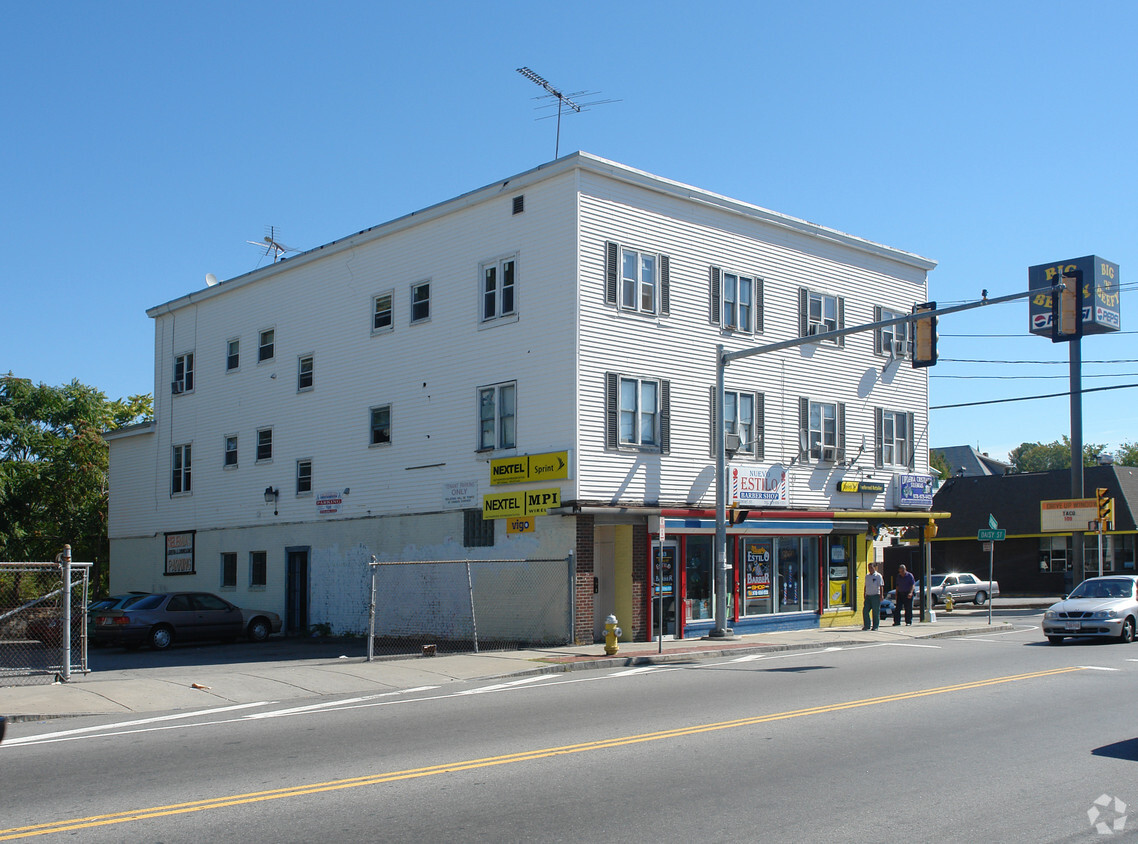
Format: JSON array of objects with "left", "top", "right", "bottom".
[
  {"left": 943, "top": 592, "right": 955, "bottom": 613},
  {"left": 604, "top": 613, "right": 622, "bottom": 655}
]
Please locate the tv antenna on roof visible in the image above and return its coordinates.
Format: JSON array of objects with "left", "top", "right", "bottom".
[
  {"left": 516, "top": 67, "right": 619, "bottom": 158},
  {"left": 246, "top": 225, "right": 297, "bottom": 266}
]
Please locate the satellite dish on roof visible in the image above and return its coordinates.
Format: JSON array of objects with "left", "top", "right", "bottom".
[{"left": 205, "top": 273, "right": 219, "bottom": 287}]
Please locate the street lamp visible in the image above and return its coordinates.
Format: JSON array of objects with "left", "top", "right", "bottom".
[{"left": 264, "top": 486, "right": 279, "bottom": 516}]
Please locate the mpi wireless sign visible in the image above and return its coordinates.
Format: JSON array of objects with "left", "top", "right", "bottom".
[{"left": 1028, "top": 255, "right": 1120, "bottom": 340}]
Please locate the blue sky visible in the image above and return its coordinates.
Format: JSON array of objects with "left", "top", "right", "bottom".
[{"left": 3, "top": 1, "right": 1135, "bottom": 463}]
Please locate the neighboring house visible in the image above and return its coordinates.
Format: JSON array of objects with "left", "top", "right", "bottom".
[
  {"left": 929, "top": 464, "right": 1138, "bottom": 594},
  {"left": 932, "top": 445, "right": 1011, "bottom": 478},
  {"left": 106, "top": 152, "right": 938, "bottom": 643}
]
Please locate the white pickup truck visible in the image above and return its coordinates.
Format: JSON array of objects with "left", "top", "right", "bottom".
[{"left": 930, "top": 572, "right": 999, "bottom": 606}]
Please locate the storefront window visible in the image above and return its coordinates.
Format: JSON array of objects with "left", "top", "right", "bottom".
[
  {"left": 826, "top": 536, "right": 853, "bottom": 608},
  {"left": 685, "top": 535, "right": 714, "bottom": 621},
  {"left": 740, "top": 537, "right": 773, "bottom": 615},
  {"left": 1040, "top": 536, "right": 1070, "bottom": 572}
]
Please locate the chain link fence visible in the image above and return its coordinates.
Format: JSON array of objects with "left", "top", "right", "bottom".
[
  {"left": 366, "top": 556, "right": 574, "bottom": 661},
  {"left": 0, "top": 561, "right": 89, "bottom": 686}
]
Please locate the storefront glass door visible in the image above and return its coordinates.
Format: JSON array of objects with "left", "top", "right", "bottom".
[{"left": 684, "top": 535, "right": 714, "bottom": 622}]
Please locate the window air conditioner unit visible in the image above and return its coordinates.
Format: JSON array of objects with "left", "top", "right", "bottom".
[
  {"left": 724, "top": 432, "right": 742, "bottom": 454},
  {"left": 807, "top": 323, "right": 822, "bottom": 336},
  {"left": 890, "top": 339, "right": 907, "bottom": 359},
  {"left": 171, "top": 381, "right": 184, "bottom": 395},
  {"left": 821, "top": 445, "right": 838, "bottom": 463}
]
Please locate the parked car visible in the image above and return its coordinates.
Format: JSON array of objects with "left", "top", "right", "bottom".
[
  {"left": 93, "top": 592, "right": 282, "bottom": 650},
  {"left": 929, "top": 572, "right": 998, "bottom": 606},
  {"left": 86, "top": 593, "right": 151, "bottom": 644},
  {"left": 1042, "top": 576, "right": 1138, "bottom": 645}
]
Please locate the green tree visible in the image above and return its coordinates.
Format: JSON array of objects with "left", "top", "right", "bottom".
[
  {"left": 1116, "top": 442, "right": 1138, "bottom": 467},
  {"left": 929, "top": 448, "right": 951, "bottom": 479},
  {"left": 0, "top": 375, "right": 151, "bottom": 590},
  {"left": 1007, "top": 436, "right": 1107, "bottom": 473}
]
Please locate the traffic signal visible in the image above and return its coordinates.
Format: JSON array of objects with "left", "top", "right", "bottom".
[
  {"left": 1052, "top": 269, "right": 1082, "bottom": 341},
  {"left": 728, "top": 508, "right": 750, "bottom": 525},
  {"left": 1097, "top": 487, "right": 1114, "bottom": 528},
  {"left": 911, "top": 302, "right": 937, "bottom": 368}
]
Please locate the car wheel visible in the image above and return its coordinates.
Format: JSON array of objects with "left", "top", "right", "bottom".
[
  {"left": 1120, "top": 618, "right": 1136, "bottom": 644},
  {"left": 1047, "top": 636, "right": 1064, "bottom": 645},
  {"left": 149, "top": 625, "right": 174, "bottom": 650},
  {"left": 974, "top": 591, "right": 988, "bottom": 606},
  {"left": 247, "top": 618, "right": 271, "bottom": 642}
]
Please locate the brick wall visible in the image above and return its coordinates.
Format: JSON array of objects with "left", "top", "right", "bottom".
[{"left": 574, "top": 514, "right": 594, "bottom": 644}]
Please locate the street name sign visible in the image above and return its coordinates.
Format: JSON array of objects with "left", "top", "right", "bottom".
[{"left": 977, "top": 528, "right": 1006, "bottom": 541}]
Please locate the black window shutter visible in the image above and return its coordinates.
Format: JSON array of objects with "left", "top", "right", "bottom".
[
  {"left": 604, "top": 242, "right": 618, "bottom": 305},
  {"left": 755, "top": 278, "right": 764, "bottom": 333},
  {"left": 710, "top": 266, "right": 721, "bottom": 325},
  {"left": 798, "top": 288, "right": 809, "bottom": 337},
  {"left": 708, "top": 385, "right": 717, "bottom": 458},
  {"left": 874, "top": 407, "right": 884, "bottom": 468},
  {"left": 798, "top": 396, "right": 810, "bottom": 460},
  {"left": 605, "top": 372, "right": 618, "bottom": 449},
  {"left": 659, "top": 255, "right": 670, "bottom": 315},
  {"left": 837, "top": 297, "right": 846, "bottom": 347},
  {"left": 755, "top": 392, "right": 765, "bottom": 461},
  {"left": 873, "top": 306, "right": 883, "bottom": 356},
  {"left": 837, "top": 403, "right": 846, "bottom": 461},
  {"left": 660, "top": 379, "right": 671, "bottom": 454},
  {"left": 907, "top": 411, "right": 916, "bottom": 469}
]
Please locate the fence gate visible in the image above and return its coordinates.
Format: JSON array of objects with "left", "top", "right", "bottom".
[{"left": 0, "top": 561, "right": 90, "bottom": 686}]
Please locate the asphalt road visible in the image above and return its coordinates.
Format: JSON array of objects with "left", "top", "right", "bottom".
[{"left": 4, "top": 609, "right": 1136, "bottom": 842}]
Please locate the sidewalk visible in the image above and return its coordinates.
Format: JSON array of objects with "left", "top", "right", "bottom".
[{"left": 2, "top": 608, "right": 1039, "bottom": 723}]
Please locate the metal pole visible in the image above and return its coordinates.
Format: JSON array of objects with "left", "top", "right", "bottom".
[
  {"left": 60, "top": 544, "right": 72, "bottom": 682},
  {"left": 567, "top": 551, "right": 575, "bottom": 646},
  {"left": 466, "top": 561, "right": 479, "bottom": 653},
  {"left": 367, "top": 555, "right": 377, "bottom": 662},
  {"left": 712, "top": 344, "right": 729, "bottom": 637},
  {"left": 988, "top": 543, "right": 994, "bottom": 625},
  {"left": 1098, "top": 522, "right": 1105, "bottom": 578},
  {"left": 921, "top": 526, "right": 931, "bottom": 623},
  {"left": 1070, "top": 337, "right": 1084, "bottom": 587}
]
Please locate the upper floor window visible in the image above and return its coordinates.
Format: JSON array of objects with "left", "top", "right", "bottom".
[
  {"left": 710, "top": 268, "right": 763, "bottom": 333},
  {"left": 226, "top": 338, "right": 240, "bottom": 371},
  {"left": 224, "top": 434, "right": 238, "bottom": 468},
  {"left": 296, "top": 459, "right": 312, "bottom": 495},
  {"left": 172, "top": 353, "right": 194, "bottom": 394},
  {"left": 256, "top": 427, "right": 273, "bottom": 462},
  {"left": 798, "top": 398, "right": 845, "bottom": 463},
  {"left": 372, "top": 291, "right": 393, "bottom": 333},
  {"left": 172, "top": 443, "right": 192, "bottom": 494},
  {"left": 478, "top": 382, "right": 516, "bottom": 451},
  {"left": 604, "top": 241, "right": 670, "bottom": 316},
  {"left": 258, "top": 328, "right": 275, "bottom": 362},
  {"left": 875, "top": 306, "right": 910, "bottom": 359},
  {"left": 297, "top": 354, "right": 314, "bottom": 391},
  {"left": 721, "top": 390, "right": 764, "bottom": 459},
  {"left": 411, "top": 282, "right": 431, "bottom": 323},
  {"left": 876, "top": 408, "right": 915, "bottom": 468},
  {"left": 798, "top": 289, "right": 844, "bottom": 343},
  {"left": 605, "top": 372, "right": 670, "bottom": 453},
  {"left": 370, "top": 404, "right": 391, "bottom": 446},
  {"left": 481, "top": 256, "right": 517, "bottom": 321}
]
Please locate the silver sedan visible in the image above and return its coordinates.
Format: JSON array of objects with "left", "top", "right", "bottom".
[{"left": 1042, "top": 576, "right": 1138, "bottom": 645}]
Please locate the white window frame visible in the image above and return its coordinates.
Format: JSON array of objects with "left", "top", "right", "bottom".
[
  {"left": 256, "top": 427, "right": 273, "bottom": 463},
  {"left": 173, "top": 352, "right": 194, "bottom": 394},
  {"left": 226, "top": 338, "right": 240, "bottom": 372},
  {"left": 807, "top": 292, "right": 839, "bottom": 336},
  {"left": 808, "top": 401, "right": 837, "bottom": 460},
  {"left": 297, "top": 354, "right": 314, "bottom": 392},
  {"left": 722, "top": 273, "right": 755, "bottom": 332},
  {"left": 220, "top": 552, "right": 237, "bottom": 588},
  {"left": 480, "top": 255, "right": 517, "bottom": 322},
  {"left": 369, "top": 404, "right": 391, "bottom": 446},
  {"left": 172, "top": 443, "right": 192, "bottom": 495},
  {"left": 879, "top": 408, "right": 911, "bottom": 467},
  {"left": 410, "top": 281, "right": 431, "bottom": 324},
  {"left": 372, "top": 290, "right": 394, "bottom": 334},
  {"left": 877, "top": 307, "right": 910, "bottom": 359},
  {"left": 478, "top": 382, "right": 516, "bottom": 451},
  {"left": 258, "top": 328, "right": 275, "bottom": 363},
  {"left": 249, "top": 551, "right": 267, "bottom": 588},
  {"left": 224, "top": 434, "right": 238, "bottom": 468},
  {"left": 620, "top": 377, "right": 660, "bottom": 447},
  {"left": 296, "top": 458, "right": 312, "bottom": 495},
  {"left": 724, "top": 391, "right": 756, "bottom": 455},
  {"left": 621, "top": 248, "right": 658, "bottom": 314}
]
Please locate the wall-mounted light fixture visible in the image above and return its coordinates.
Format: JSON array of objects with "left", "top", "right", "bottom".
[{"left": 264, "top": 486, "right": 279, "bottom": 515}]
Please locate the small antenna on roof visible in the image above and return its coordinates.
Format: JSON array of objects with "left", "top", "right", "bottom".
[
  {"left": 516, "top": 67, "right": 619, "bottom": 158},
  {"left": 246, "top": 225, "right": 297, "bottom": 266}
]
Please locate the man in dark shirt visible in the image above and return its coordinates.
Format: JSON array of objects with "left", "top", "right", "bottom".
[{"left": 893, "top": 564, "right": 917, "bottom": 626}]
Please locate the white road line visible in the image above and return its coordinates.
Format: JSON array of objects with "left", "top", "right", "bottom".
[
  {"left": 244, "top": 686, "right": 440, "bottom": 719},
  {"left": 608, "top": 666, "right": 677, "bottom": 676},
  {"left": 881, "top": 642, "right": 941, "bottom": 649},
  {"left": 3, "top": 701, "right": 275, "bottom": 746},
  {"left": 456, "top": 676, "right": 555, "bottom": 694},
  {"left": 1077, "top": 665, "right": 1121, "bottom": 671}
]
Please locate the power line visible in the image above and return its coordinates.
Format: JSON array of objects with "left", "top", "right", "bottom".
[
  {"left": 937, "top": 358, "right": 1138, "bottom": 365},
  {"left": 934, "top": 372, "right": 1137, "bottom": 380},
  {"left": 931, "top": 381, "right": 1138, "bottom": 410}
]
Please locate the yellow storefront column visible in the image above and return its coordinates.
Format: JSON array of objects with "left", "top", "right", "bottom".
[{"left": 614, "top": 524, "right": 633, "bottom": 641}]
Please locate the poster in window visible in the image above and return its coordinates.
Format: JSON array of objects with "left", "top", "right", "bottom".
[
  {"left": 653, "top": 544, "right": 675, "bottom": 596},
  {"left": 744, "top": 538, "right": 772, "bottom": 599},
  {"left": 165, "top": 531, "right": 195, "bottom": 575}
]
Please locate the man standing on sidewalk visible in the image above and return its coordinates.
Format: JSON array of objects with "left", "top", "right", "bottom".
[
  {"left": 893, "top": 564, "right": 916, "bottom": 626},
  {"left": 863, "top": 561, "right": 884, "bottom": 630}
]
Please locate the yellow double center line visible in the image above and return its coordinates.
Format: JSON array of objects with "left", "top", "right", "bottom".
[{"left": 0, "top": 666, "right": 1083, "bottom": 840}]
